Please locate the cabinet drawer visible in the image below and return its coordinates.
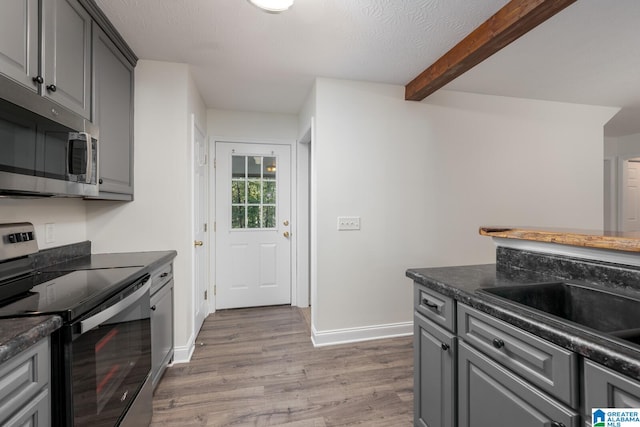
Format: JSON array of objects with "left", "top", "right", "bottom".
[
  {"left": 0, "top": 338, "right": 50, "bottom": 425},
  {"left": 3, "top": 387, "right": 49, "bottom": 427},
  {"left": 584, "top": 359, "right": 640, "bottom": 425},
  {"left": 150, "top": 262, "right": 173, "bottom": 295},
  {"left": 458, "top": 303, "right": 577, "bottom": 407},
  {"left": 414, "top": 284, "right": 455, "bottom": 332}
]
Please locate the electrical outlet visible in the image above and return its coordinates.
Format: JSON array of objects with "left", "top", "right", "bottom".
[
  {"left": 337, "top": 216, "right": 360, "bottom": 231},
  {"left": 45, "top": 223, "right": 55, "bottom": 243}
]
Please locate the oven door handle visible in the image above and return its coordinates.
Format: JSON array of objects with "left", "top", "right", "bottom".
[{"left": 80, "top": 279, "right": 150, "bottom": 334}]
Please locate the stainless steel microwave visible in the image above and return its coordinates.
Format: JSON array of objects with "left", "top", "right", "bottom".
[{"left": 0, "top": 97, "right": 98, "bottom": 197}]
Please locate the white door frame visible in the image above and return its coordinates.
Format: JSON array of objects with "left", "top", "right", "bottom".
[
  {"left": 604, "top": 157, "right": 617, "bottom": 232},
  {"left": 618, "top": 155, "right": 640, "bottom": 232},
  {"left": 192, "top": 115, "right": 209, "bottom": 333},
  {"left": 209, "top": 136, "right": 302, "bottom": 309}
]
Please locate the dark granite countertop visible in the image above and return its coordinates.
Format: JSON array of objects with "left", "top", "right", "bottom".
[
  {"left": 407, "top": 264, "right": 640, "bottom": 381},
  {"left": 42, "top": 251, "right": 177, "bottom": 273},
  {"left": 0, "top": 315, "right": 62, "bottom": 364}
]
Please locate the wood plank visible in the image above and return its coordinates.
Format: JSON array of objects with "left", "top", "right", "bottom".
[
  {"left": 405, "top": 0, "right": 577, "bottom": 101},
  {"left": 150, "top": 306, "right": 412, "bottom": 426},
  {"left": 480, "top": 226, "right": 640, "bottom": 252}
]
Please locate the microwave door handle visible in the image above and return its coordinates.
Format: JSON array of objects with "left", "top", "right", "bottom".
[
  {"left": 81, "top": 132, "right": 92, "bottom": 184},
  {"left": 79, "top": 279, "right": 150, "bottom": 334}
]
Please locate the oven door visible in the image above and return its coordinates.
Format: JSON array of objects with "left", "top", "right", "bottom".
[{"left": 65, "top": 277, "right": 151, "bottom": 426}]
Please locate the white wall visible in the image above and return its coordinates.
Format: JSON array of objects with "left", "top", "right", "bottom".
[
  {"left": 606, "top": 132, "right": 640, "bottom": 158},
  {"left": 208, "top": 109, "right": 298, "bottom": 141},
  {"left": 311, "top": 78, "right": 617, "bottom": 344},
  {"left": 0, "top": 198, "right": 86, "bottom": 249},
  {"left": 86, "top": 60, "right": 206, "bottom": 362}
]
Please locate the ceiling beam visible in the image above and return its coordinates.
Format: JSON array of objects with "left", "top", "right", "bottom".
[{"left": 405, "top": 0, "right": 577, "bottom": 101}]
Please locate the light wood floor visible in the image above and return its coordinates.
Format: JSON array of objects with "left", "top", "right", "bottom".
[{"left": 150, "top": 306, "right": 413, "bottom": 426}]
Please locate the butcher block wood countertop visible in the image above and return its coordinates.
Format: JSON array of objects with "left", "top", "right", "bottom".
[{"left": 480, "top": 226, "right": 640, "bottom": 252}]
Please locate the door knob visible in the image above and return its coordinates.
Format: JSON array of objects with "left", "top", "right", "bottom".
[
  {"left": 283, "top": 220, "right": 289, "bottom": 226},
  {"left": 194, "top": 240, "right": 203, "bottom": 246},
  {"left": 283, "top": 231, "right": 290, "bottom": 238}
]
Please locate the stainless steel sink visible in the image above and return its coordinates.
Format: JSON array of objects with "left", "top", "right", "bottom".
[{"left": 479, "top": 282, "right": 640, "bottom": 344}]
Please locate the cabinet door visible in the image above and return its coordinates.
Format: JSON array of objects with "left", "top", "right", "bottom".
[
  {"left": 151, "top": 281, "right": 174, "bottom": 390},
  {"left": 458, "top": 341, "right": 579, "bottom": 427},
  {"left": 584, "top": 360, "right": 640, "bottom": 427},
  {"left": 42, "top": 0, "right": 92, "bottom": 118},
  {"left": 415, "top": 312, "right": 456, "bottom": 427},
  {"left": 0, "top": 0, "right": 39, "bottom": 91},
  {"left": 92, "top": 24, "right": 134, "bottom": 197}
]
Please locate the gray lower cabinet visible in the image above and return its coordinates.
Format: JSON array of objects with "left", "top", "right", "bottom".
[
  {"left": 92, "top": 24, "right": 134, "bottom": 198},
  {"left": 414, "top": 311, "right": 456, "bottom": 427},
  {"left": 0, "top": 338, "right": 51, "bottom": 427},
  {"left": 150, "top": 263, "right": 174, "bottom": 390},
  {"left": 458, "top": 341, "right": 579, "bottom": 427},
  {"left": 583, "top": 360, "right": 640, "bottom": 427}
]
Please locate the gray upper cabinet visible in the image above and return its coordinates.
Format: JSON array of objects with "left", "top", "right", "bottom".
[
  {"left": 92, "top": 24, "right": 134, "bottom": 197},
  {"left": 42, "top": 0, "right": 92, "bottom": 119},
  {"left": 0, "top": 0, "right": 92, "bottom": 119},
  {"left": 0, "top": 0, "right": 39, "bottom": 91}
]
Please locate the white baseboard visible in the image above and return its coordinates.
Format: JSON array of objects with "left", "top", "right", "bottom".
[
  {"left": 311, "top": 321, "right": 413, "bottom": 347},
  {"left": 172, "top": 334, "right": 196, "bottom": 364}
]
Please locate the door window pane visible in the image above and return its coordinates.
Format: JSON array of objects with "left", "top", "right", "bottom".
[
  {"left": 263, "top": 181, "right": 276, "bottom": 204},
  {"left": 232, "top": 206, "right": 245, "bottom": 228},
  {"left": 247, "top": 206, "right": 261, "bottom": 228},
  {"left": 263, "top": 157, "right": 276, "bottom": 179},
  {"left": 263, "top": 206, "right": 276, "bottom": 228},
  {"left": 231, "top": 155, "right": 277, "bottom": 230},
  {"left": 247, "top": 180, "right": 261, "bottom": 204},
  {"left": 232, "top": 156, "right": 245, "bottom": 178},
  {"left": 248, "top": 156, "right": 261, "bottom": 178},
  {"left": 231, "top": 181, "right": 245, "bottom": 204}
]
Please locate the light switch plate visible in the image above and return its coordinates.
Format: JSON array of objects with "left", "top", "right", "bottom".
[{"left": 337, "top": 216, "right": 360, "bottom": 230}]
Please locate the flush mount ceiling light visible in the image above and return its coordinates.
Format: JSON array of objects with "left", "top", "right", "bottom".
[{"left": 247, "top": 0, "right": 294, "bottom": 13}]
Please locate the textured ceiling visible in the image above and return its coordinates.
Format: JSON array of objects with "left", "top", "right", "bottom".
[
  {"left": 95, "top": 0, "right": 640, "bottom": 136},
  {"left": 94, "top": 0, "right": 509, "bottom": 113},
  {"left": 444, "top": 0, "right": 640, "bottom": 137}
]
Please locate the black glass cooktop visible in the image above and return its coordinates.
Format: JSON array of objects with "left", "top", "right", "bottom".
[{"left": 0, "top": 267, "right": 144, "bottom": 322}]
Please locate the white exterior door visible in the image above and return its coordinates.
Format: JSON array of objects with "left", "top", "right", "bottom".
[
  {"left": 622, "top": 160, "right": 640, "bottom": 232},
  {"left": 215, "top": 142, "right": 292, "bottom": 309},
  {"left": 193, "top": 119, "right": 208, "bottom": 333}
]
